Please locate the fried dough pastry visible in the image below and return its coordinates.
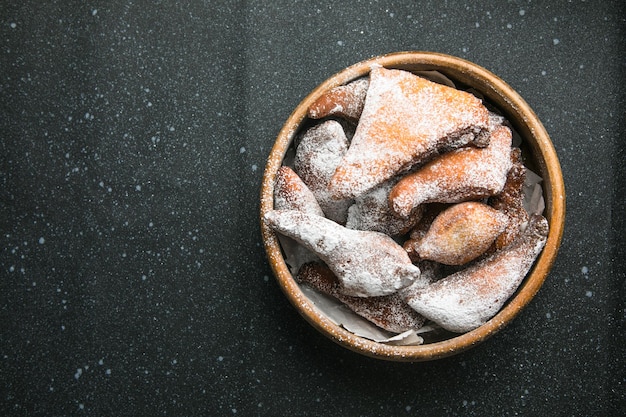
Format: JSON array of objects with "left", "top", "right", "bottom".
[
  {"left": 489, "top": 148, "right": 529, "bottom": 249},
  {"left": 264, "top": 210, "right": 420, "bottom": 297},
  {"left": 398, "top": 260, "right": 442, "bottom": 299},
  {"left": 345, "top": 177, "right": 423, "bottom": 236},
  {"left": 405, "top": 202, "right": 509, "bottom": 266},
  {"left": 273, "top": 166, "right": 323, "bottom": 272},
  {"left": 294, "top": 120, "right": 352, "bottom": 224},
  {"left": 274, "top": 166, "right": 325, "bottom": 216},
  {"left": 308, "top": 77, "right": 369, "bottom": 121},
  {"left": 403, "top": 214, "right": 549, "bottom": 333},
  {"left": 389, "top": 124, "right": 513, "bottom": 218},
  {"left": 297, "top": 262, "right": 426, "bottom": 333},
  {"left": 403, "top": 203, "right": 448, "bottom": 262},
  {"left": 328, "top": 66, "right": 490, "bottom": 200}
]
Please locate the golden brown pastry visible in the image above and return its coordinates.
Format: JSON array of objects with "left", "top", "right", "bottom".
[
  {"left": 403, "top": 214, "right": 549, "bottom": 333},
  {"left": 403, "top": 203, "right": 448, "bottom": 261},
  {"left": 345, "top": 177, "right": 423, "bottom": 236},
  {"left": 297, "top": 262, "right": 426, "bottom": 333},
  {"left": 307, "top": 77, "right": 369, "bottom": 121},
  {"left": 328, "top": 66, "right": 490, "bottom": 200},
  {"left": 274, "top": 166, "right": 325, "bottom": 216},
  {"left": 264, "top": 210, "right": 420, "bottom": 297},
  {"left": 389, "top": 124, "right": 513, "bottom": 218},
  {"left": 294, "top": 120, "right": 352, "bottom": 224},
  {"left": 405, "top": 202, "right": 509, "bottom": 265},
  {"left": 488, "top": 148, "right": 529, "bottom": 250}
]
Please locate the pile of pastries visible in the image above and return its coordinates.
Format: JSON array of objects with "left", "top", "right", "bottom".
[{"left": 264, "top": 66, "right": 548, "bottom": 341}]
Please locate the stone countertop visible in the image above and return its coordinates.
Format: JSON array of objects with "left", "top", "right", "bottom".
[{"left": 1, "top": 1, "right": 624, "bottom": 415}]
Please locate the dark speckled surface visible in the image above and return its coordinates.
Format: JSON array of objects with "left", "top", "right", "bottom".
[{"left": 1, "top": 1, "right": 624, "bottom": 416}]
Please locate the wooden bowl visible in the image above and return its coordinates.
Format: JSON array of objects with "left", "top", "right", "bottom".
[{"left": 260, "top": 51, "right": 565, "bottom": 361}]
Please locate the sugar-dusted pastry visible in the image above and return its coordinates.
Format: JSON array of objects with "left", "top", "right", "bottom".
[
  {"left": 406, "top": 203, "right": 448, "bottom": 239},
  {"left": 328, "top": 66, "right": 490, "bottom": 200},
  {"left": 405, "top": 202, "right": 509, "bottom": 266},
  {"left": 274, "top": 166, "right": 325, "bottom": 216},
  {"left": 294, "top": 120, "right": 352, "bottom": 224},
  {"left": 489, "top": 148, "right": 529, "bottom": 250},
  {"left": 390, "top": 124, "right": 513, "bottom": 218},
  {"left": 273, "top": 166, "right": 323, "bottom": 272},
  {"left": 345, "top": 177, "right": 423, "bottom": 236},
  {"left": 308, "top": 77, "right": 369, "bottom": 121},
  {"left": 398, "top": 260, "right": 442, "bottom": 299},
  {"left": 297, "top": 262, "right": 426, "bottom": 333},
  {"left": 264, "top": 210, "right": 420, "bottom": 297},
  {"left": 403, "top": 214, "right": 549, "bottom": 333}
]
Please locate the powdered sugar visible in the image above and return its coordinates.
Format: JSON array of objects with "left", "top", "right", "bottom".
[{"left": 329, "top": 67, "right": 490, "bottom": 199}]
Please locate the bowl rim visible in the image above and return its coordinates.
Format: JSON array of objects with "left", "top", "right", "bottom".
[{"left": 260, "top": 51, "right": 566, "bottom": 361}]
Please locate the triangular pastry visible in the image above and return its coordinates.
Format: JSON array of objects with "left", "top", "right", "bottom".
[
  {"left": 308, "top": 77, "right": 369, "bottom": 121},
  {"left": 297, "top": 262, "right": 426, "bottom": 333},
  {"left": 389, "top": 124, "right": 513, "bottom": 218},
  {"left": 264, "top": 210, "right": 420, "bottom": 297},
  {"left": 404, "top": 214, "right": 548, "bottom": 333},
  {"left": 294, "top": 120, "right": 352, "bottom": 224},
  {"left": 274, "top": 166, "right": 325, "bottom": 216},
  {"left": 328, "top": 66, "right": 490, "bottom": 199},
  {"left": 273, "top": 166, "right": 323, "bottom": 272}
]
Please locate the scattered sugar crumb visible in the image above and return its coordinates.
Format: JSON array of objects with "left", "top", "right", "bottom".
[
  {"left": 553, "top": 38, "right": 560, "bottom": 45},
  {"left": 585, "top": 290, "right": 593, "bottom": 298}
]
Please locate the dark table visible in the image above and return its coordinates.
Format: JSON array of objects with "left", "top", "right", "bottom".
[{"left": 1, "top": 1, "right": 624, "bottom": 415}]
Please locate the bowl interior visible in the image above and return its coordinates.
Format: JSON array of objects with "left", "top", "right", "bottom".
[{"left": 260, "top": 51, "right": 565, "bottom": 361}]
